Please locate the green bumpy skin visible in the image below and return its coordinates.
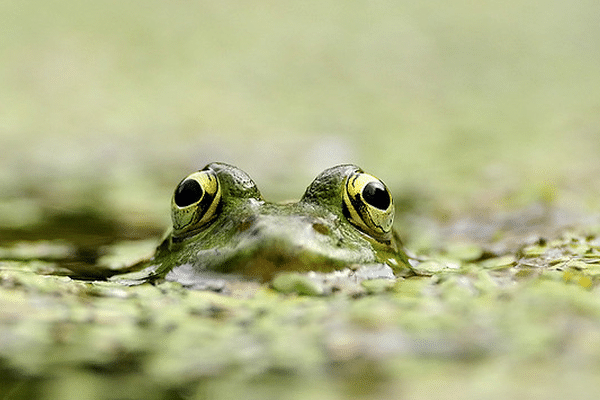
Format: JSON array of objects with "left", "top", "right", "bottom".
[{"left": 142, "top": 162, "right": 411, "bottom": 284}]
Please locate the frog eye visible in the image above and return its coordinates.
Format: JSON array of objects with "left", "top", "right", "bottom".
[
  {"left": 171, "top": 169, "right": 221, "bottom": 234},
  {"left": 342, "top": 172, "right": 394, "bottom": 240}
]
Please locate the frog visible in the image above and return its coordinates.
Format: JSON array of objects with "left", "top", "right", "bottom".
[{"left": 132, "top": 162, "right": 411, "bottom": 287}]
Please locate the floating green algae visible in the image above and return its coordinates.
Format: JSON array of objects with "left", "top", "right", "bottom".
[{"left": 3, "top": 227, "right": 600, "bottom": 399}]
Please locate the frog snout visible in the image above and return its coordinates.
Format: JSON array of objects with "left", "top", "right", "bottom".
[{"left": 237, "top": 215, "right": 335, "bottom": 251}]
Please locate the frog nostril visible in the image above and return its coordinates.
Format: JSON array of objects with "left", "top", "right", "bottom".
[
  {"left": 312, "top": 222, "right": 330, "bottom": 235},
  {"left": 249, "top": 227, "right": 262, "bottom": 237},
  {"left": 238, "top": 216, "right": 258, "bottom": 233}
]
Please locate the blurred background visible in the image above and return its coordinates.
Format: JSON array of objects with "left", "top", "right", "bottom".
[{"left": 1, "top": 0, "right": 599, "bottom": 246}]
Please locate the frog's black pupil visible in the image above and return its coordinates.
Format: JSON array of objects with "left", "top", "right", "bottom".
[
  {"left": 362, "top": 181, "right": 390, "bottom": 210},
  {"left": 174, "top": 179, "right": 203, "bottom": 207}
]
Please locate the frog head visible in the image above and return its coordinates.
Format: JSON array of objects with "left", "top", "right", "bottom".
[{"left": 147, "top": 162, "right": 410, "bottom": 284}]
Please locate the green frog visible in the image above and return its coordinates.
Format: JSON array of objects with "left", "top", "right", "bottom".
[{"left": 134, "top": 162, "right": 411, "bottom": 286}]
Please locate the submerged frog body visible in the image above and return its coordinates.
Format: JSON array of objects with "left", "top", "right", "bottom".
[{"left": 144, "top": 162, "right": 410, "bottom": 284}]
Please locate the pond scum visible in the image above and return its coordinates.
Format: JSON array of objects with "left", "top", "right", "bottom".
[{"left": 2, "top": 227, "right": 600, "bottom": 399}]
